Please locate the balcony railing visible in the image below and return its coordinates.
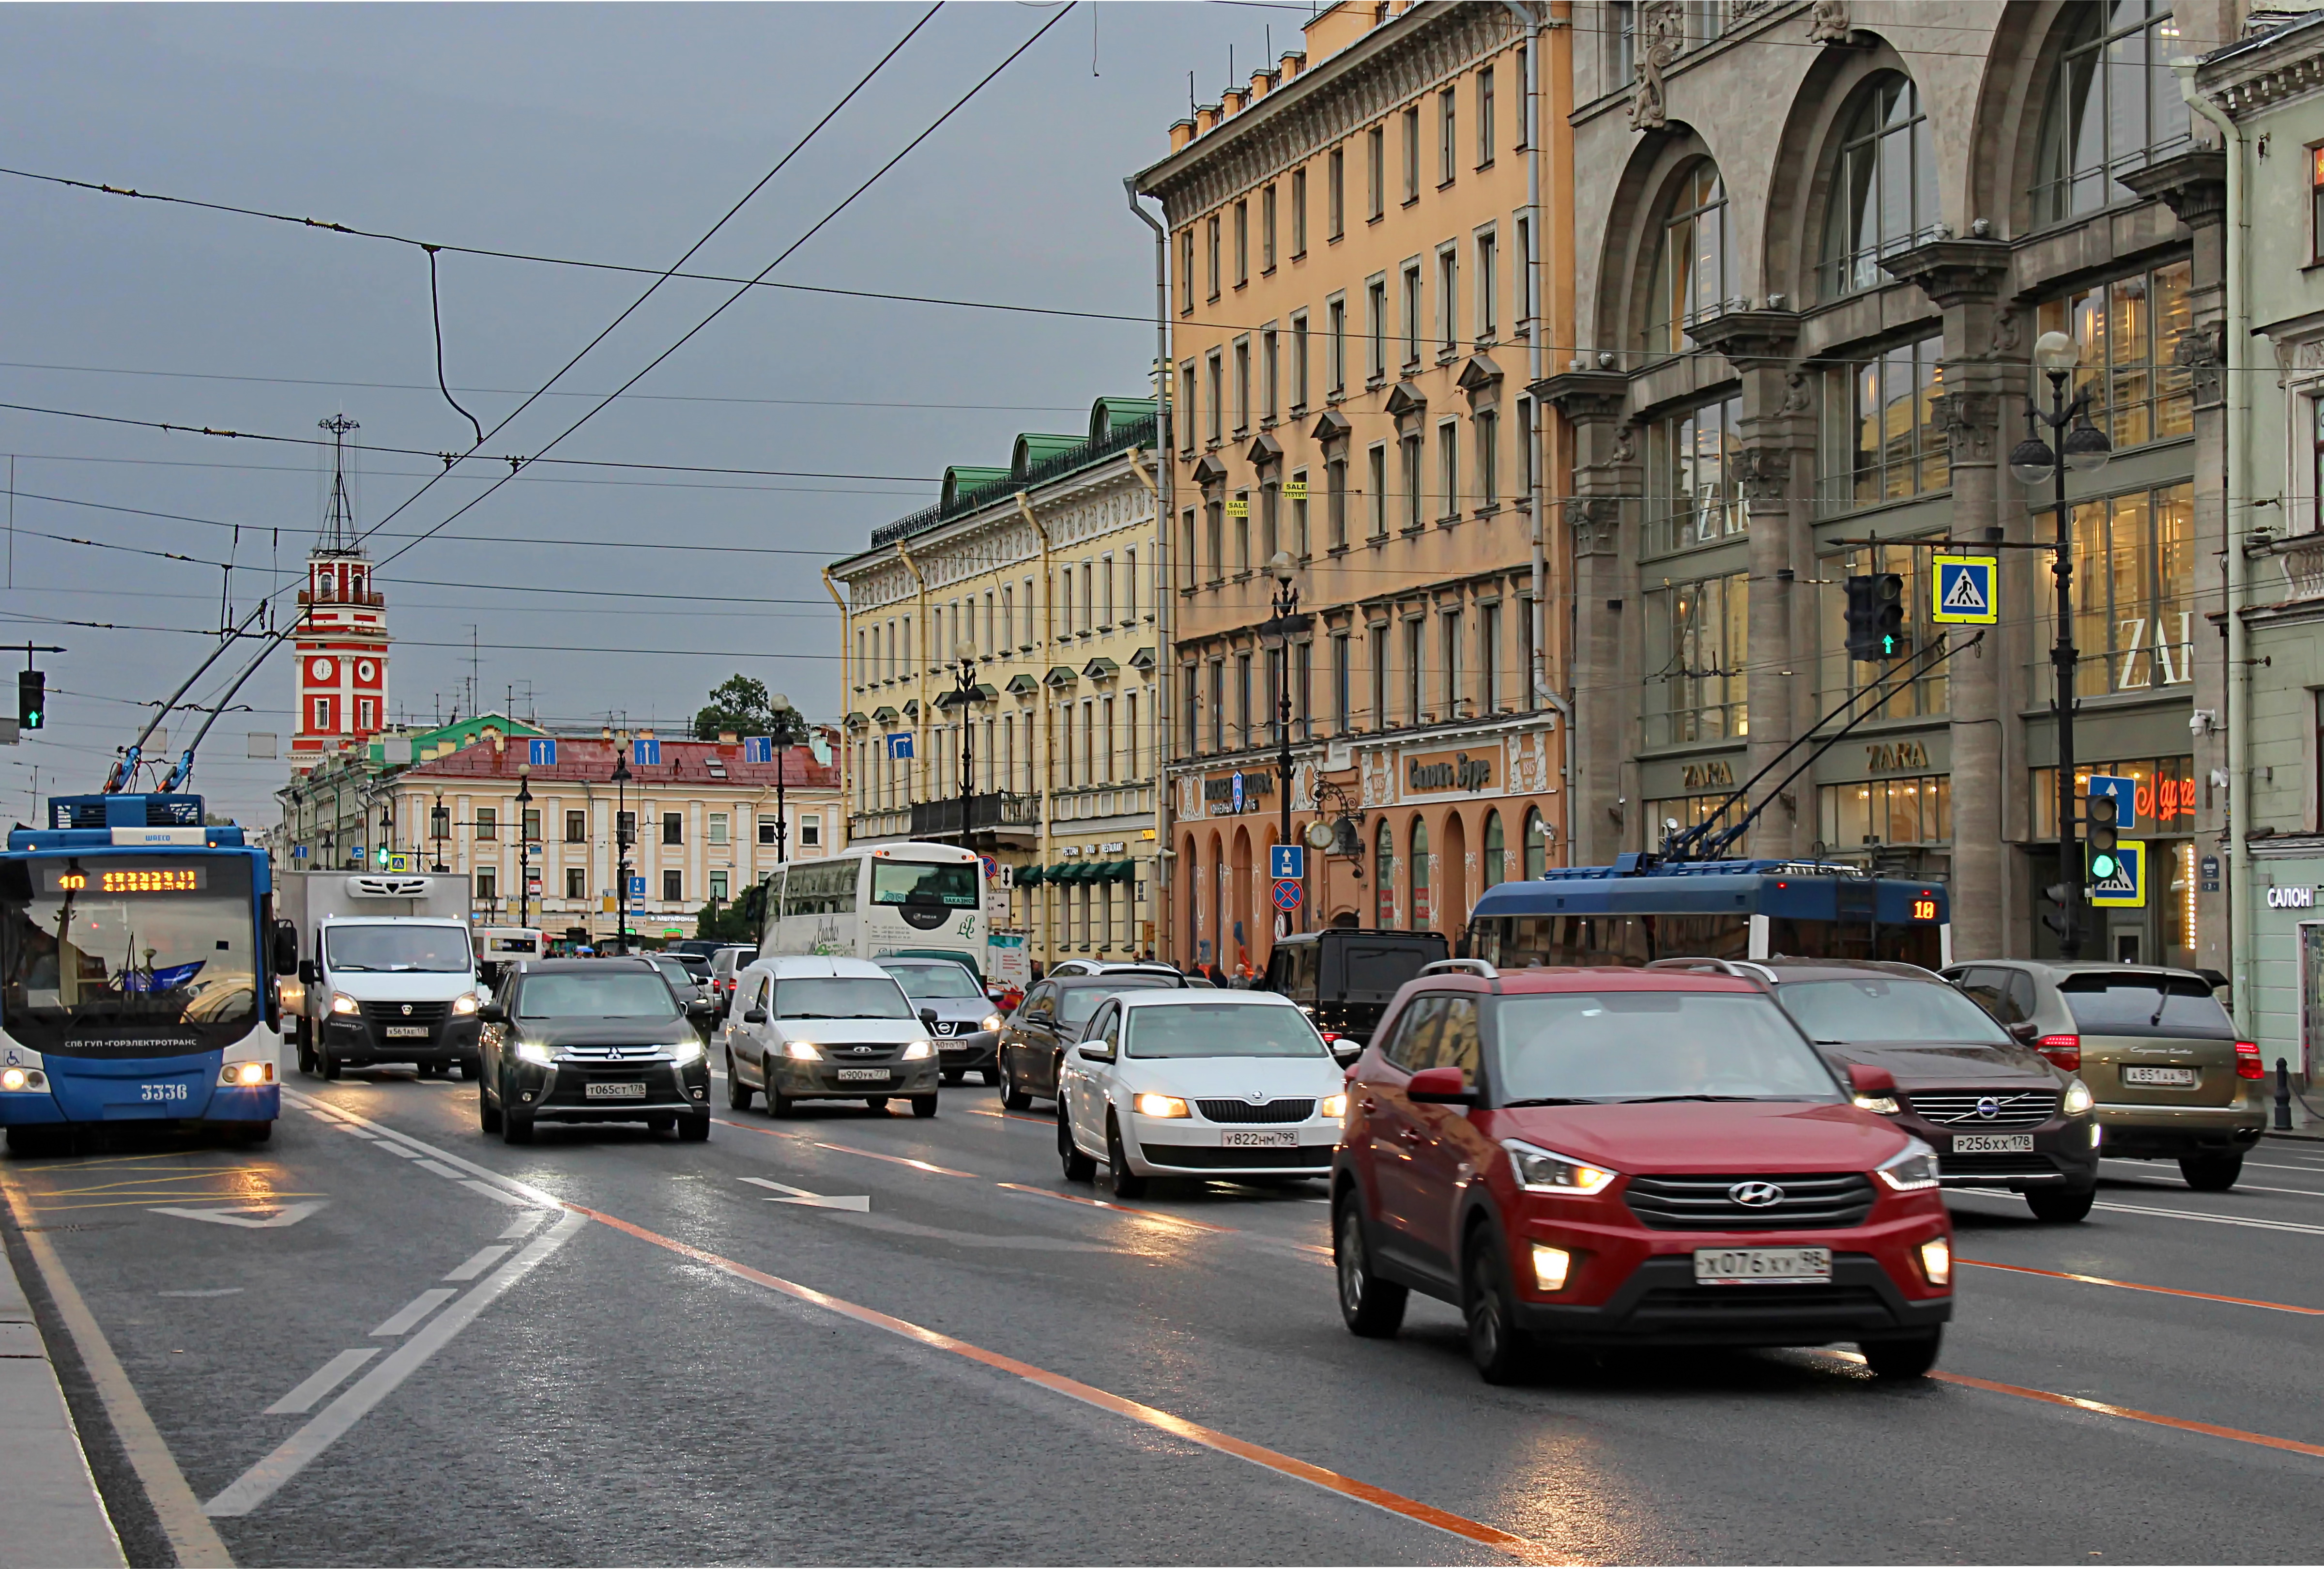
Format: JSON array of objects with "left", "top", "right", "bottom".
[{"left": 910, "top": 791, "right": 1041, "bottom": 838}]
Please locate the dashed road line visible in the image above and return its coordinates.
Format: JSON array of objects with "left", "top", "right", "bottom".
[
  {"left": 443, "top": 1245, "right": 513, "bottom": 1281},
  {"left": 368, "top": 1288, "right": 457, "bottom": 1338},
  {"left": 262, "top": 1350, "right": 379, "bottom": 1415},
  {"left": 1960, "top": 1257, "right": 2324, "bottom": 1316},
  {"left": 1936, "top": 1369, "right": 2324, "bottom": 1460},
  {"left": 2092, "top": 1200, "right": 2324, "bottom": 1236}
]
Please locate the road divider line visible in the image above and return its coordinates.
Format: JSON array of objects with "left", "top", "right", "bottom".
[
  {"left": 1960, "top": 1258, "right": 2324, "bottom": 1316},
  {"left": 993, "top": 1182, "right": 1239, "bottom": 1236},
  {"left": 414, "top": 1160, "right": 468, "bottom": 1182},
  {"left": 443, "top": 1246, "right": 513, "bottom": 1282},
  {"left": 709, "top": 1114, "right": 980, "bottom": 1176},
  {"left": 0, "top": 1176, "right": 235, "bottom": 1567},
  {"left": 203, "top": 1208, "right": 587, "bottom": 1519},
  {"left": 281, "top": 1089, "right": 563, "bottom": 1210},
  {"left": 1936, "top": 1370, "right": 2324, "bottom": 1459},
  {"left": 2099, "top": 1161, "right": 2324, "bottom": 1199},
  {"left": 262, "top": 1350, "right": 379, "bottom": 1415},
  {"left": 2092, "top": 1200, "right": 2324, "bottom": 1236},
  {"left": 367, "top": 1288, "right": 457, "bottom": 1337},
  {"left": 567, "top": 1201, "right": 1570, "bottom": 1565}
]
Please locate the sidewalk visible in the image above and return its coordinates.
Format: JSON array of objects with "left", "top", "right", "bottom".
[{"left": 0, "top": 1230, "right": 126, "bottom": 1569}]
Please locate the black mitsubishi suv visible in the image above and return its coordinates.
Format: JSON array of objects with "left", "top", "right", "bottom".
[
  {"left": 476, "top": 959, "right": 717, "bottom": 1144},
  {"left": 1756, "top": 959, "right": 2100, "bottom": 1222}
]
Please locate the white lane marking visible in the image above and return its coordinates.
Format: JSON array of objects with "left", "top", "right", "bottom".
[
  {"left": 443, "top": 1245, "right": 513, "bottom": 1281},
  {"left": 2245, "top": 1158, "right": 2324, "bottom": 1173},
  {"left": 150, "top": 1202, "right": 326, "bottom": 1230},
  {"left": 414, "top": 1159, "right": 467, "bottom": 1181},
  {"left": 2093, "top": 1200, "right": 2324, "bottom": 1236},
  {"left": 461, "top": 1179, "right": 536, "bottom": 1209},
  {"left": 740, "top": 1176, "right": 872, "bottom": 1211},
  {"left": 375, "top": 1143, "right": 421, "bottom": 1159},
  {"left": 496, "top": 1209, "right": 549, "bottom": 1239},
  {"left": 336, "top": 1126, "right": 378, "bottom": 1139},
  {"left": 262, "top": 1349, "right": 379, "bottom": 1415},
  {"left": 157, "top": 1288, "right": 245, "bottom": 1298},
  {"left": 204, "top": 1209, "right": 587, "bottom": 1518},
  {"left": 2098, "top": 1166, "right": 2324, "bottom": 1200},
  {"left": 367, "top": 1288, "right": 457, "bottom": 1337},
  {"left": 280, "top": 1088, "right": 562, "bottom": 1209}
]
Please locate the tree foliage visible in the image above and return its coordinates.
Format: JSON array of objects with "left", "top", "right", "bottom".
[{"left": 693, "top": 674, "right": 774, "bottom": 740}]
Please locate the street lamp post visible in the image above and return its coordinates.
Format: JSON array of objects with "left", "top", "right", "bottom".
[
  {"left": 949, "top": 641, "right": 980, "bottom": 847},
  {"left": 376, "top": 802, "right": 393, "bottom": 869},
  {"left": 1258, "top": 552, "right": 1311, "bottom": 934},
  {"left": 2008, "top": 328, "right": 2113, "bottom": 961},
  {"left": 430, "top": 793, "right": 450, "bottom": 873},
  {"left": 514, "top": 763, "right": 534, "bottom": 929},
  {"left": 612, "top": 734, "right": 634, "bottom": 954},
  {"left": 766, "top": 697, "right": 800, "bottom": 866}
]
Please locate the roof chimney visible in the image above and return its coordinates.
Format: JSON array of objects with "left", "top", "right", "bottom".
[
  {"left": 1169, "top": 116, "right": 1196, "bottom": 151},
  {"left": 1279, "top": 51, "right": 1306, "bottom": 81},
  {"left": 1195, "top": 101, "right": 1221, "bottom": 134},
  {"left": 1221, "top": 86, "right": 1245, "bottom": 117}
]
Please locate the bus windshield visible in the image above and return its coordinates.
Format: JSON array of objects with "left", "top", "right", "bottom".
[
  {"left": 1, "top": 855, "right": 258, "bottom": 1054},
  {"left": 870, "top": 861, "right": 979, "bottom": 908}
]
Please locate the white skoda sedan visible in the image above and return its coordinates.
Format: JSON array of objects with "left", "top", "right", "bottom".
[{"left": 1055, "top": 991, "right": 1347, "bottom": 1197}]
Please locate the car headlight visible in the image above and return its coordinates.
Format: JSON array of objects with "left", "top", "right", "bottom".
[
  {"left": 1852, "top": 1093, "right": 1900, "bottom": 1115},
  {"left": 1918, "top": 1235, "right": 1953, "bottom": 1287},
  {"left": 217, "top": 1061, "right": 274, "bottom": 1087},
  {"left": 0, "top": 1066, "right": 44, "bottom": 1092},
  {"left": 1318, "top": 1093, "right": 1347, "bottom": 1120},
  {"left": 330, "top": 992, "right": 361, "bottom": 1016},
  {"left": 1530, "top": 1243, "right": 1572, "bottom": 1292},
  {"left": 513, "top": 1040, "right": 556, "bottom": 1066},
  {"left": 665, "top": 1039, "right": 706, "bottom": 1066},
  {"left": 1132, "top": 1092, "right": 1190, "bottom": 1118},
  {"left": 1502, "top": 1138, "right": 1618, "bottom": 1195},
  {"left": 981, "top": 1014, "right": 1004, "bottom": 1033},
  {"left": 452, "top": 992, "right": 481, "bottom": 1015},
  {"left": 1875, "top": 1139, "right": 1941, "bottom": 1192},
  {"left": 901, "top": 1039, "right": 935, "bottom": 1061},
  {"left": 2062, "top": 1077, "right": 2093, "bottom": 1117},
  {"left": 783, "top": 1040, "right": 823, "bottom": 1061}
]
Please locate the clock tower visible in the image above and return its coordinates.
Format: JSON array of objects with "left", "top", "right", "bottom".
[{"left": 289, "top": 414, "right": 389, "bottom": 775}]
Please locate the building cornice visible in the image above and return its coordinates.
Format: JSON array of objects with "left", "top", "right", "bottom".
[{"left": 2197, "top": 13, "right": 2324, "bottom": 116}]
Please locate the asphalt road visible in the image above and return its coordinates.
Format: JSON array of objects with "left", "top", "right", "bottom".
[{"left": 4, "top": 1052, "right": 2322, "bottom": 1568}]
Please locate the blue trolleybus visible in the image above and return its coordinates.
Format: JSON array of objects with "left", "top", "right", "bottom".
[
  {"left": 1463, "top": 856, "right": 1951, "bottom": 971},
  {"left": 0, "top": 793, "right": 291, "bottom": 1153}
]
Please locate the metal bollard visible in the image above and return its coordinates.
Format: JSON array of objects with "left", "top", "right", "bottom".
[{"left": 2277, "top": 1057, "right": 2295, "bottom": 1132}]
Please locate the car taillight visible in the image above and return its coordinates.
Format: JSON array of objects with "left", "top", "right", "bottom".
[
  {"left": 2236, "top": 1040, "right": 2263, "bottom": 1080},
  {"left": 2036, "top": 1034, "right": 2081, "bottom": 1072}
]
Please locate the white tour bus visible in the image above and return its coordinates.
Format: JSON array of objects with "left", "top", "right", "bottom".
[{"left": 760, "top": 842, "right": 987, "bottom": 981}]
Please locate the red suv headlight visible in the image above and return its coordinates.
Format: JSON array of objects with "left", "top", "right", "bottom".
[{"left": 1501, "top": 1139, "right": 1620, "bottom": 1195}]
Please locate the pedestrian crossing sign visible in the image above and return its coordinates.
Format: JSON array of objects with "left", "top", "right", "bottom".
[
  {"left": 1930, "top": 554, "right": 1998, "bottom": 624},
  {"left": 2090, "top": 839, "right": 2146, "bottom": 908}
]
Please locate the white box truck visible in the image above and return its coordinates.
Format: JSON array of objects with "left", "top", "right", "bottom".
[{"left": 277, "top": 871, "right": 483, "bottom": 1080}]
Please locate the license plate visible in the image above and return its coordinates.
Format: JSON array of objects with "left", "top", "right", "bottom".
[
  {"left": 584, "top": 1081, "right": 647, "bottom": 1100},
  {"left": 1221, "top": 1129, "right": 1298, "bottom": 1149},
  {"left": 1952, "top": 1133, "right": 2035, "bottom": 1154},
  {"left": 384, "top": 1025, "right": 431, "bottom": 1039},
  {"left": 2124, "top": 1065, "right": 2198, "bottom": 1087},
  {"left": 834, "top": 1068, "right": 890, "bottom": 1083},
  {"left": 1693, "top": 1246, "right": 1832, "bottom": 1286}
]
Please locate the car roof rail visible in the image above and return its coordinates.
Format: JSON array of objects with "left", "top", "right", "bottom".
[
  {"left": 1643, "top": 956, "right": 1779, "bottom": 986},
  {"left": 1420, "top": 958, "right": 1498, "bottom": 980}
]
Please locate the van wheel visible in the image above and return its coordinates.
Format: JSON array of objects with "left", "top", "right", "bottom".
[
  {"left": 725, "top": 1053, "right": 752, "bottom": 1110},
  {"left": 1106, "top": 1114, "right": 1148, "bottom": 1200},
  {"left": 2181, "top": 1154, "right": 2243, "bottom": 1191},
  {"left": 1465, "top": 1234, "right": 1533, "bottom": 1385},
  {"left": 2026, "top": 1185, "right": 2094, "bottom": 1222},
  {"left": 318, "top": 1049, "right": 341, "bottom": 1082},
  {"left": 1333, "top": 1190, "right": 1406, "bottom": 1337},
  {"left": 1861, "top": 1329, "right": 1943, "bottom": 1379}
]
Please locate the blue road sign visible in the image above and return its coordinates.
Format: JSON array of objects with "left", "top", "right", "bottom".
[
  {"left": 1272, "top": 878, "right": 1303, "bottom": 913},
  {"left": 528, "top": 738, "right": 558, "bottom": 766},
  {"left": 2091, "top": 840, "right": 2146, "bottom": 908},
  {"left": 291, "top": 845, "right": 308, "bottom": 860},
  {"left": 627, "top": 876, "right": 646, "bottom": 899},
  {"left": 743, "top": 736, "right": 774, "bottom": 763},
  {"left": 1270, "top": 844, "right": 1305, "bottom": 880},
  {"left": 2089, "top": 774, "right": 2136, "bottom": 829},
  {"left": 1930, "top": 554, "right": 1998, "bottom": 625},
  {"left": 632, "top": 738, "right": 661, "bottom": 766},
  {"left": 886, "top": 732, "right": 914, "bottom": 760}
]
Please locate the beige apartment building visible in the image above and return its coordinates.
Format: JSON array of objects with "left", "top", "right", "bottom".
[
  {"left": 830, "top": 398, "right": 1166, "bottom": 966},
  {"left": 1134, "top": 0, "right": 1575, "bottom": 974}
]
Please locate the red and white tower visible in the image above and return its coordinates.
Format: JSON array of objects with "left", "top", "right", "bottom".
[{"left": 289, "top": 414, "right": 389, "bottom": 775}]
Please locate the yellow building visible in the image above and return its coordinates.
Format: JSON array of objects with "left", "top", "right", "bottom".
[
  {"left": 830, "top": 398, "right": 1166, "bottom": 965},
  {"left": 1132, "top": 0, "right": 1576, "bottom": 973}
]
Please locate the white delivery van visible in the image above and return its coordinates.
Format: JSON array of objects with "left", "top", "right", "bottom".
[{"left": 278, "top": 871, "right": 484, "bottom": 1080}]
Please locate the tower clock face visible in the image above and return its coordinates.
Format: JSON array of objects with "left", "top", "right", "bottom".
[
  {"left": 307, "top": 657, "right": 337, "bottom": 683},
  {"left": 355, "top": 659, "right": 378, "bottom": 683}
]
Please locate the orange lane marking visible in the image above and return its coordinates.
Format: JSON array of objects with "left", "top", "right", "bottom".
[
  {"left": 707, "top": 1115, "right": 979, "bottom": 1178},
  {"left": 1936, "top": 1371, "right": 2324, "bottom": 1459},
  {"left": 993, "top": 1181, "right": 1238, "bottom": 1234},
  {"left": 1961, "top": 1257, "right": 2324, "bottom": 1317},
  {"left": 567, "top": 1201, "right": 1572, "bottom": 1564}
]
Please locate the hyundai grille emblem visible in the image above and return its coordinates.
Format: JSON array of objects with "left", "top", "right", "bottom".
[
  {"left": 400, "top": 1004, "right": 413, "bottom": 1016},
  {"left": 1976, "top": 1097, "right": 2001, "bottom": 1120},
  {"left": 1729, "top": 1181, "right": 1786, "bottom": 1208}
]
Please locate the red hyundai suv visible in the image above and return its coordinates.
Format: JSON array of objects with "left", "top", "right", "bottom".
[{"left": 1331, "top": 960, "right": 1953, "bottom": 1383}]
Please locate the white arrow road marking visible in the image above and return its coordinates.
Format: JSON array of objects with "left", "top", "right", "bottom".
[
  {"left": 150, "top": 1202, "right": 327, "bottom": 1229},
  {"left": 741, "top": 1176, "right": 872, "bottom": 1212}
]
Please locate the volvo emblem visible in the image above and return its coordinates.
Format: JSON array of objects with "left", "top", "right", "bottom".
[
  {"left": 1729, "top": 1181, "right": 1785, "bottom": 1208},
  {"left": 400, "top": 1004, "right": 413, "bottom": 1016},
  {"left": 1975, "top": 1097, "right": 2000, "bottom": 1120}
]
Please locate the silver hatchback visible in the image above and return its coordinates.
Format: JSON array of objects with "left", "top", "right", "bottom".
[{"left": 1944, "top": 961, "right": 2263, "bottom": 1189}]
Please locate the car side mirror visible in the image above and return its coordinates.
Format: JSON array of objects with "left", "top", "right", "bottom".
[
  {"left": 743, "top": 1008, "right": 768, "bottom": 1025},
  {"left": 1406, "top": 1065, "right": 1476, "bottom": 1104},
  {"left": 477, "top": 1003, "right": 506, "bottom": 1025},
  {"left": 1329, "top": 1041, "right": 1362, "bottom": 1067},
  {"left": 1077, "top": 1041, "right": 1115, "bottom": 1062},
  {"left": 1847, "top": 1063, "right": 1898, "bottom": 1098},
  {"left": 2005, "top": 1021, "right": 2039, "bottom": 1045},
  {"left": 919, "top": 1007, "right": 939, "bottom": 1031},
  {"left": 685, "top": 998, "right": 716, "bottom": 1019},
  {"left": 297, "top": 958, "right": 318, "bottom": 986}
]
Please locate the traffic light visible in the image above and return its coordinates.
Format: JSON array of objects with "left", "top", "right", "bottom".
[
  {"left": 2085, "top": 786, "right": 2120, "bottom": 882},
  {"left": 1871, "top": 573, "right": 1906, "bottom": 658},
  {"left": 2040, "top": 879, "right": 2075, "bottom": 940},
  {"left": 17, "top": 669, "right": 43, "bottom": 731},
  {"left": 1843, "top": 576, "right": 1880, "bottom": 660}
]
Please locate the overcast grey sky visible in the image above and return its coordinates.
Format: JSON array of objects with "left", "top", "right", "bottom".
[{"left": 0, "top": 1, "right": 1294, "bottom": 825}]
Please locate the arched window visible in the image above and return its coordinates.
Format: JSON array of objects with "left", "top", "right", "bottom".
[
  {"left": 1482, "top": 810, "right": 1505, "bottom": 888},
  {"left": 2032, "top": 0, "right": 2193, "bottom": 224},
  {"left": 1523, "top": 807, "right": 1547, "bottom": 880},
  {"left": 1643, "top": 161, "right": 1734, "bottom": 355},
  {"left": 1410, "top": 817, "right": 1432, "bottom": 931},
  {"left": 1374, "top": 819, "right": 1396, "bottom": 927},
  {"left": 1819, "top": 76, "right": 1937, "bottom": 300}
]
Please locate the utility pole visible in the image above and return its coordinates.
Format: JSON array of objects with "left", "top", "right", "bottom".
[
  {"left": 767, "top": 697, "right": 800, "bottom": 866},
  {"left": 1259, "top": 552, "right": 1310, "bottom": 937},
  {"left": 612, "top": 735, "right": 634, "bottom": 954}
]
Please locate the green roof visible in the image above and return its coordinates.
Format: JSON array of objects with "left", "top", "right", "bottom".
[
  {"left": 1011, "top": 433, "right": 1083, "bottom": 474},
  {"left": 940, "top": 465, "right": 1009, "bottom": 511},
  {"left": 1089, "top": 396, "right": 1158, "bottom": 443}
]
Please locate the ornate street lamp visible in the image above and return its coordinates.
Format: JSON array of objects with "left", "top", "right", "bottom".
[
  {"left": 767, "top": 696, "right": 802, "bottom": 865},
  {"left": 612, "top": 732, "right": 634, "bottom": 954},
  {"left": 949, "top": 640, "right": 981, "bottom": 846},
  {"left": 514, "top": 763, "right": 534, "bottom": 928},
  {"left": 1257, "top": 551, "right": 1311, "bottom": 932}
]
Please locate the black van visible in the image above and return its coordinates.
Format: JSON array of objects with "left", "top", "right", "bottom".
[{"left": 1260, "top": 928, "right": 1448, "bottom": 1048}]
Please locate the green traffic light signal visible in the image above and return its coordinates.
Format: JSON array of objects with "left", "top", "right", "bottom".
[{"left": 2090, "top": 851, "right": 2118, "bottom": 880}]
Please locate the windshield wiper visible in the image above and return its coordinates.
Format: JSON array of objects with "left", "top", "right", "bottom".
[
  {"left": 1499, "top": 1096, "right": 1598, "bottom": 1107},
  {"left": 1617, "top": 1094, "right": 1760, "bottom": 1103}
]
